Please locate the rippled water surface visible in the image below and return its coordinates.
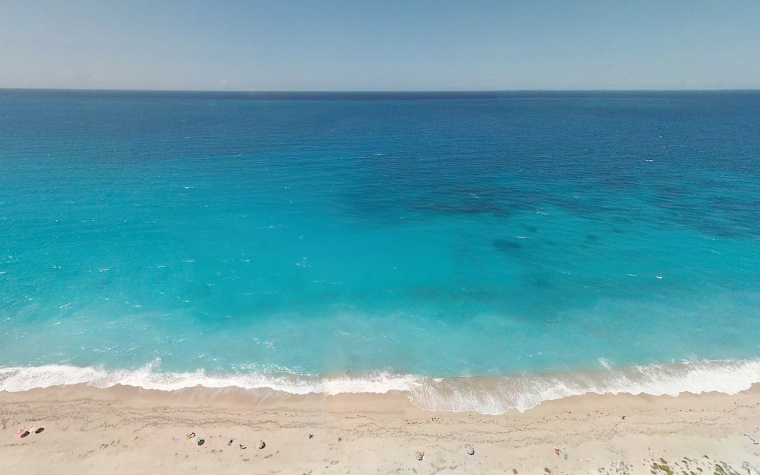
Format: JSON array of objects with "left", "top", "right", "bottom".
[{"left": 1, "top": 90, "right": 759, "bottom": 411}]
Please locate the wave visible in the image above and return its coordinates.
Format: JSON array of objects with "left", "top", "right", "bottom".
[
  {"left": 410, "top": 359, "right": 760, "bottom": 414},
  {"left": 0, "top": 360, "right": 420, "bottom": 395},
  {"left": 2, "top": 358, "right": 760, "bottom": 415}
]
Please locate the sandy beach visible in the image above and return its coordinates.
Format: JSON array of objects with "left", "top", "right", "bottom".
[{"left": 2, "top": 385, "right": 759, "bottom": 474}]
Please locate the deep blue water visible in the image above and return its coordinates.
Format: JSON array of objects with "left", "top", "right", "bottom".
[{"left": 1, "top": 90, "right": 759, "bottom": 411}]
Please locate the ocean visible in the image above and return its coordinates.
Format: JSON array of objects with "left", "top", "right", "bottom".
[{"left": 1, "top": 90, "right": 759, "bottom": 413}]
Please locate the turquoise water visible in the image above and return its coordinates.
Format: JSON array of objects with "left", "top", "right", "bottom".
[{"left": 1, "top": 90, "right": 760, "bottom": 412}]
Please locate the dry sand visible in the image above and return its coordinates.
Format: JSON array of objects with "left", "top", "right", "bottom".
[{"left": 2, "top": 384, "right": 760, "bottom": 474}]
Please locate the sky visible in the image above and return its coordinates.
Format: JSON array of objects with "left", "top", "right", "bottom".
[{"left": 0, "top": 0, "right": 759, "bottom": 91}]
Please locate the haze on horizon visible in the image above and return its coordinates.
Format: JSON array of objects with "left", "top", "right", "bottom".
[{"left": 1, "top": 0, "right": 759, "bottom": 92}]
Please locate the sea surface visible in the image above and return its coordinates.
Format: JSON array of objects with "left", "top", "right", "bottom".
[{"left": 1, "top": 90, "right": 760, "bottom": 413}]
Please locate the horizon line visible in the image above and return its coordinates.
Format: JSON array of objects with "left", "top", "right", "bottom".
[{"left": 2, "top": 87, "right": 760, "bottom": 94}]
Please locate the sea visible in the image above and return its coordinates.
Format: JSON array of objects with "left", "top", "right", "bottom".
[{"left": 1, "top": 90, "right": 759, "bottom": 414}]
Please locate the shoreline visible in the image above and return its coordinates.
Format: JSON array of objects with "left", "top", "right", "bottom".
[
  {"left": 3, "top": 358, "right": 760, "bottom": 414},
  {"left": 2, "top": 384, "right": 760, "bottom": 474}
]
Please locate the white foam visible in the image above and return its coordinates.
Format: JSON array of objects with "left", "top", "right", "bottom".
[
  {"left": 2, "top": 359, "right": 760, "bottom": 415},
  {"left": 0, "top": 360, "right": 421, "bottom": 395},
  {"left": 409, "top": 359, "right": 760, "bottom": 414},
  {"left": 319, "top": 372, "right": 421, "bottom": 395}
]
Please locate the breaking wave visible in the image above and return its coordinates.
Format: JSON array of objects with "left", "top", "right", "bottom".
[{"left": 2, "top": 358, "right": 759, "bottom": 415}]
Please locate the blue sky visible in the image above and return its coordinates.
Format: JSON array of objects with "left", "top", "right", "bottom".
[{"left": 1, "top": 0, "right": 758, "bottom": 90}]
